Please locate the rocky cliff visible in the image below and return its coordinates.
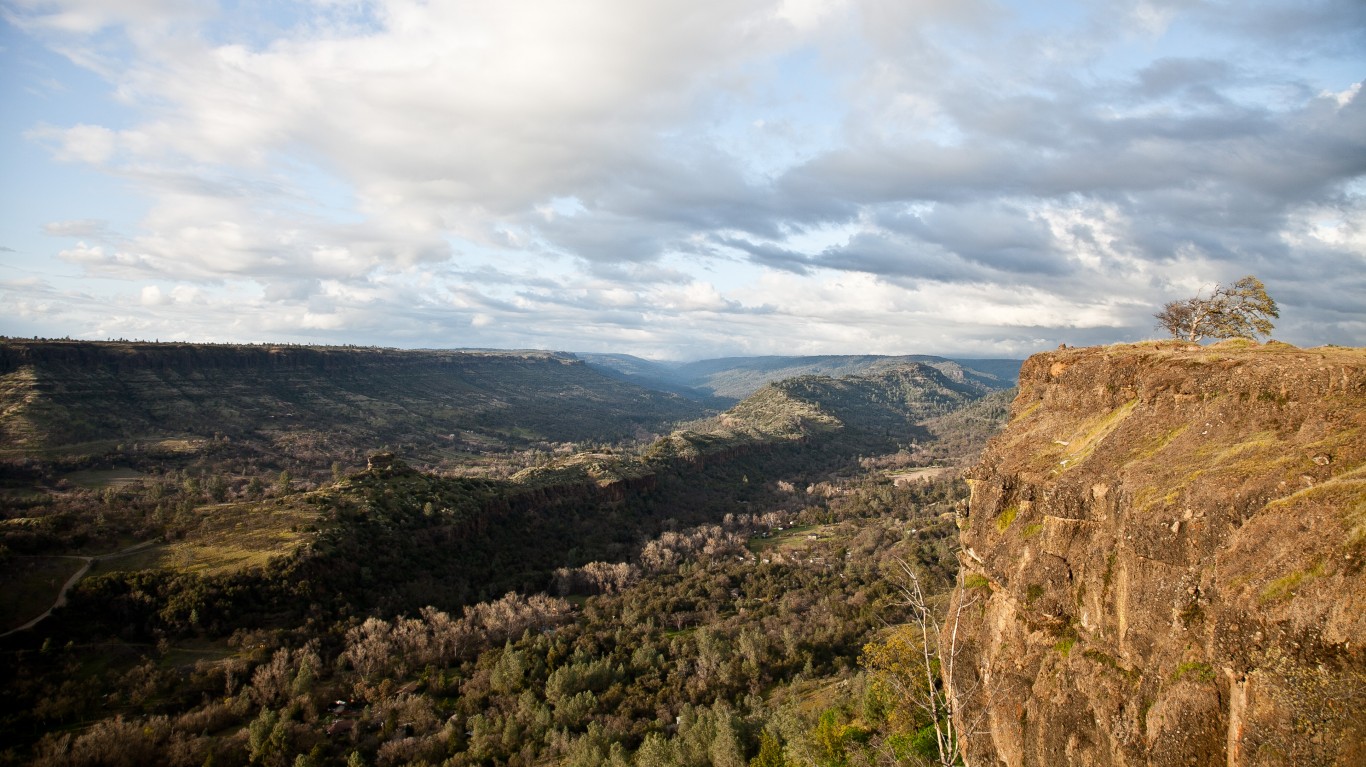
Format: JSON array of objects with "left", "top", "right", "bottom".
[{"left": 948, "top": 341, "right": 1365, "bottom": 766}]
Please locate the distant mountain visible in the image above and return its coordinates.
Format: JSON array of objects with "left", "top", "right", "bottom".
[
  {"left": 0, "top": 341, "right": 707, "bottom": 465},
  {"left": 567, "top": 352, "right": 723, "bottom": 404},
  {"left": 575, "top": 352, "right": 1021, "bottom": 401}
]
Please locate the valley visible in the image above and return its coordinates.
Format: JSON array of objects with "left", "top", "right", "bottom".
[
  {"left": 2, "top": 338, "right": 1361, "bottom": 766},
  {"left": 0, "top": 339, "right": 1013, "bottom": 766}
]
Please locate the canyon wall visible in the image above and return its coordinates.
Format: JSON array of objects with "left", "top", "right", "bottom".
[
  {"left": 0, "top": 340, "right": 704, "bottom": 452},
  {"left": 948, "top": 341, "right": 1365, "bottom": 766}
]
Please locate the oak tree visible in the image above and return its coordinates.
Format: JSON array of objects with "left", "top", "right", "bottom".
[{"left": 1156, "top": 275, "right": 1278, "bottom": 342}]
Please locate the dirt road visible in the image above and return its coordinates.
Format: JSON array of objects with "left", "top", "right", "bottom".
[{"left": 1, "top": 539, "right": 159, "bottom": 637}]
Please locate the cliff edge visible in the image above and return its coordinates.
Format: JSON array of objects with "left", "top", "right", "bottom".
[{"left": 948, "top": 341, "right": 1365, "bottom": 766}]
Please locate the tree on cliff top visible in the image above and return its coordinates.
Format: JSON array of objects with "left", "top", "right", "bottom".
[{"left": 1155, "top": 275, "right": 1279, "bottom": 342}]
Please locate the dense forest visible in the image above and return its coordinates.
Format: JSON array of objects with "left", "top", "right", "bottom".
[{"left": 0, "top": 342, "right": 1017, "bottom": 766}]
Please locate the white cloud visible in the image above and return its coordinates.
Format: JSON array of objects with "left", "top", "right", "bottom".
[
  {"left": 4, "top": 0, "right": 1364, "bottom": 354},
  {"left": 139, "top": 284, "right": 165, "bottom": 305},
  {"left": 31, "top": 123, "right": 118, "bottom": 164},
  {"left": 43, "top": 218, "right": 109, "bottom": 237},
  {"left": 6, "top": 0, "right": 210, "bottom": 35},
  {"left": 1323, "top": 82, "right": 1361, "bottom": 109}
]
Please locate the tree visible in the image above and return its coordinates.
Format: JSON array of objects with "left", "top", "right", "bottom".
[
  {"left": 862, "top": 561, "right": 984, "bottom": 767},
  {"left": 750, "top": 731, "right": 787, "bottom": 767},
  {"left": 1156, "top": 275, "right": 1278, "bottom": 342}
]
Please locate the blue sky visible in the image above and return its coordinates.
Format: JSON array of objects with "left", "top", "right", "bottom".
[{"left": 2, "top": 0, "right": 1363, "bottom": 359}]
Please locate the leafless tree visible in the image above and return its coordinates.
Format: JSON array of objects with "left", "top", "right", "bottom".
[{"left": 869, "top": 560, "right": 992, "bottom": 767}]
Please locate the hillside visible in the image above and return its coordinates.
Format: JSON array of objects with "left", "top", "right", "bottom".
[
  {"left": 947, "top": 341, "right": 1366, "bottom": 766},
  {"left": 2, "top": 359, "right": 995, "bottom": 629},
  {"left": 576, "top": 352, "right": 1021, "bottom": 401},
  {"left": 0, "top": 340, "right": 706, "bottom": 465},
  {"left": 719, "top": 363, "right": 983, "bottom": 441},
  {"left": 0, "top": 355, "right": 1004, "bottom": 764}
]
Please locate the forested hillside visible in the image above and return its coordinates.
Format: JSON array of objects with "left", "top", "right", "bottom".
[
  {"left": 0, "top": 340, "right": 705, "bottom": 467},
  {"left": 0, "top": 347, "right": 1010, "bottom": 766},
  {"left": 576, "top": 353, "right": 1020, "bottom": 402}
]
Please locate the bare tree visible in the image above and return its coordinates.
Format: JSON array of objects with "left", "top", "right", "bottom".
[
  {"left": 866, "top": 561, "right": 989, "bottom": 767},
  {"left": 1156, "top": 275, "right": 1279, "bottom": 342}
]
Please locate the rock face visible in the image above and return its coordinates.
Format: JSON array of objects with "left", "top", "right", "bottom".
[{"left": 947, "top": 342, "right": 1366, "bottom": 766}]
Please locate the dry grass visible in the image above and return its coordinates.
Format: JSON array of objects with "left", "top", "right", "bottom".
[
  {"left": 1060, "top": 399, "right": 1138, "bottom": 470},
  {"left": 98, "top": 500, "right": 319, "bottom": 576},
  {"left": 886, "top": 467, "right": 952, "bottom": 484},
  {"left": 1265, "top": 464, "right": 1366, "bottom": 548},
  {"left": 1260, "top": 560, "right": 1328, "bottom": 602}
]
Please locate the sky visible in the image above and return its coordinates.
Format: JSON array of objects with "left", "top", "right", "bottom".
[{"left": 1, "top": 0, "right": 1363, "bottom": 360}]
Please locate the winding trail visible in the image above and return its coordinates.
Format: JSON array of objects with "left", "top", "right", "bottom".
[{"left": 1, "top": 539, "right": 159, "bottom": 638}]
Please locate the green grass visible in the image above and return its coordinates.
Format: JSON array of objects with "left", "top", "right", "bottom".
[
  {"left": 1260, "top": 561, "right": 1327, "bottom": 602},
  {"left": 747, "top": 524, "right": 832, "bottom": 554},
  {"left": 1127, "top": 424, "right": 1188, "bottom": 463},
  {"left": 1170, "top": 661, "right": 1217, "bottom": 684},
  {"left": 995, "top": 505, "right": 1018, "bottom": 533},
  {"left": 158, "top": 638, "right": 236, "bottom": 669},
  {"left": 1059, "top": 399, "right": 1137, "bottom": 470}
]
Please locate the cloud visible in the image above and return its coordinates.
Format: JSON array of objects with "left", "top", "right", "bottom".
[
  {"left": 1133, "top": 57, "right": 1235, "bottom": 98},
  {"left": 5, "top": 0, "right": 211, "bottom": 35},
  {"left": 43, "top": 219, "right": 109, "bottom": 238},
  {"left": 4, "top": 0, "right": 1364, "bottom": 354},
  {"left": 712, "top": 235, "right": 813, "bottom": 275},
  {"left": 28, "top": 123, "right": 118, "bottom": 164},
  {"left": 138, "top": 284, "right": 166, "bottom": 305}
]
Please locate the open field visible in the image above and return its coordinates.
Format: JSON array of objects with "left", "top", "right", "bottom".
[
  {"left": 158, "top": 637, "right": 237, "bottom": 669},
  {"left": 0, "top": 556, "right": 87, "bottom": 631},
  {"left": 885, "top": 466, "right": 952, "bottom": 485},
  {"left": 747, "top": 523, "right": 844, "bottom": 556},
  {"left": 64, "top": 467, "right": 148, "bottom": 489},
  {"left": 96, "top": 501, "right": 318, "bottom": 576}
]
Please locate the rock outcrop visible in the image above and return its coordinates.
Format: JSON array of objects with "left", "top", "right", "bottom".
[{"left": 947, "top": 341, "right": 1365, "bottom": 766}]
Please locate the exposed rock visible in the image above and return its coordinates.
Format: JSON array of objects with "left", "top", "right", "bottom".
[
  {"left": 367, "top": 451, "right": 397, "bottom": 471},
  {"left": 947, "top": 341, "right": 1366, "bottom": 767}
]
